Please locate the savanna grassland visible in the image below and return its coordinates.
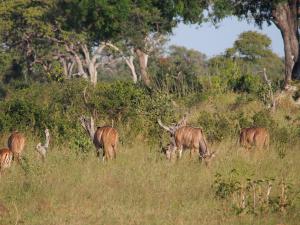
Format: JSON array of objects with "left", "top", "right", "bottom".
[
  {"left": 1, "top": 0, "right": 300, "bottom": 224},
  {"left": 0, "top": 91, "right": 299, "bottom": 225}
]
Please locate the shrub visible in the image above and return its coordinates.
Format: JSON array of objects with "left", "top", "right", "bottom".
[
  {"left": 230, "top": 73, "right": 262, "bottom": 94},
  {"left": 252, "top": 111, "right": 274, "bottom": 128},
  {"left": 2, "top": 98, "right": 51, "bottom": 132},
  {"left": 213, "top": 170, "right": 298, "bottom": 215},
  {"left": 197, "top": 112, "right": 236, "bottom": 142}
]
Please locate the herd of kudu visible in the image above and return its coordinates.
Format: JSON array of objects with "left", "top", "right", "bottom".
[
  {"left": 157, "top": 115, "right": 270, "bottom": 164},
  {"left": 0, "top": 91, "right": 270, "bottom": 173}
]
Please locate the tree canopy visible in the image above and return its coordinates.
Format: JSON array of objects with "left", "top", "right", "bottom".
[
  {"left": 0, "top": 0, "right": 296, "bottom": 88},
  {"left": 226, "top": 31, "right": 273, "bottom": 60}
]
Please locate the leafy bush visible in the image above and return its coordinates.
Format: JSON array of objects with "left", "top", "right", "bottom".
[
  {"left": 0, "top": 80, "right": 175, "bottom": 149},
  {"left": 1, "top": 98, "right": 51, "bottom": 133},
  {"left": 92, "top": 81, "right": 148, "bottom": 122},
  {"left": 197, "top": 112, "right": 236, "bottom": 142},
  {"left": 252, "top": 111, "right": 274, "bottom": 128},
  {"left": 230, "top": 73, "right": 262, "bottom": 93}
]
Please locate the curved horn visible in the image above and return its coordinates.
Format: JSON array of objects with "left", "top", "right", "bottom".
[{"left": 157, "top": 119, "right": 172, "bottom": 133}]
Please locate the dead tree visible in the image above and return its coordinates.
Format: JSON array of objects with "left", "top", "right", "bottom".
[
  {"left": 79, "top": 116, "right": 95, "bottom": 142},
  {"left": 262, "top": 68, "right": 276, "bottom": 112},
  {"left": 36, "top": 128, "right": 50, "bottom": 161}
]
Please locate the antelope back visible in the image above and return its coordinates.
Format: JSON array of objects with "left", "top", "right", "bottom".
[
  {"left": 175, "top": 126, "right": 204, "bottom": 148},
  {"left": 0, "top": 148, "right": 13, "bottom": 170},
  {"left": 93, "top": 126, "right": 118, "bottom": 149},
  {"left": 253, "top": 127, "right": 269, "bottom": 148},
  {"left": 240, "top": 127, "right": 269, "bottom": 148},
  {"left": 8, "top": 132, "right": 25, "bottom": 155}
]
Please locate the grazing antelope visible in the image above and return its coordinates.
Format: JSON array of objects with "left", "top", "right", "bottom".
[
  {"left": 0, "top": 148, "right": 13, "bottom": 172},
  {"left": 7, "top": 132, "right": 25, "bottom": 163},
  {"left": 158, "top": 115, "right": 215, "bottom": 164},
  {"left": 80, "top": 116, "right": 119, "bottom": 161},
  {"left": 240, "top": 127, "right": 270, "bottom": 150}
]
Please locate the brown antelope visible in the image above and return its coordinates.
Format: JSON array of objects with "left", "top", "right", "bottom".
[
  {"left": 94, "top": 126, "right": 119, "bottom": 160},
  {"left": 0, "top": 148, "right": 13, "bottom": 172},
  {"left": 80, "top": 87, "right": 119, "bottom": 161},
  {"left": 80, "top": 116, "right": 119, "bottom": 161},
  {"left": 240, "top": 127, "right": 270, "bottom": 150},
  {"left": 8, "top": 132, "right": 25, "bottom": 162},
  {"left": 158, "top": 115, "right": 215, "bottom": 164}
]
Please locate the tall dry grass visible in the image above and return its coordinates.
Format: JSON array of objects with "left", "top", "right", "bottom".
[{"left": 0, "top": 137, "right": 299, "bottom": 225}]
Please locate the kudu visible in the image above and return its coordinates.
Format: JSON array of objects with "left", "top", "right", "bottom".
[
  {"left": 0, "top": 148, "right": 13, "bottom": 173},
  {"left": 158, "top": 115, "right": 215, "bottom": 164},
  {"left": 240, "top": 127, "right": 270, "bottom": 150},
  {"left": 80, "top": 87, "right": 119, "bottom": 161},
  {"left": 80, "top": 116, "right": 119, "bottom": 161},
  {"left": 7, "top": 131, "right": 25, "bottom": 163}
]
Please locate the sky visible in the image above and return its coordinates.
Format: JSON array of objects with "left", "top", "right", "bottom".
[{"left": 169, "top": 17, "right": 284, "bottom": 58}]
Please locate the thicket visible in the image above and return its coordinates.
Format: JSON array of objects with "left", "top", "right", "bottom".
[
  {"left": 0, "top": 80, "right": 177, "bottom": 151},
  {"left": 0, "top": 32, "right": 296, "bottom": 153},
  {"left": 0, "top": 73, "right": 298, "bottom": 155}
]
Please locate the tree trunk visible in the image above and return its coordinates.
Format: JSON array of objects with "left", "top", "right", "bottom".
[
  {"left": 104, "top": 43, "right": 139, "bottom": 83},
  {"left": 272, "top": 0, "right": 299, "bottom": 88},
  {"left": 81, "top": 44, "right": 106, "bottom": 86},
  {"left": 89, "top": 63, "right": 98, "bottom": 86},
  {"left": 60, "top": 58, "right": 68, "bottom": 78},
  {"left": 136, "top": 48, "right": 151, "bottom": 87},
  {"left": 65, "top": 45, "right": 88, "bottom": 79},
  {"left": 75, "top": 54, "right": 88, "bottom": 79}
]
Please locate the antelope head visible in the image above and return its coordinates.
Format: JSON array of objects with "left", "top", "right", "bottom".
[{"left": 201, "top": 151, "right": 216, "bottom": 167}]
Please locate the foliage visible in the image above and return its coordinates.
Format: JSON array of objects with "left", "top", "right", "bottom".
[
  {"left": 0, "top": 0, "right": 55, "bottom": 75},
  {"left": 252, "top": 110, "right": 274, "bottom": 128},
  {"left": 213, "top": 170, "right": 299, "bottom": 215},
  {"left": 0, "top": 80, "right": 175, "bottom": 150},
  {"left": 197, "top": 111, "right": 237, "bottom": 142},
  {"left": 57, "top": 0, "right": 203, "bottom": 47},
  {"left": 152, "top": 45, "right": 206, "bottom": 96},
  {"left": 226, "top": 31, "right": 273, "bottom": 60}
]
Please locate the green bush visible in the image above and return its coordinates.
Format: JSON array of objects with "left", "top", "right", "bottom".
[
  {"left": 0, "top": 80, "right": 176, "bottom": 149},
  {"left": 252, "top": 110, "right": 274, "bottom": 128},
  {"left": 197, "top": 112, "right": 236, "bottom": 142},
  {"left": 2, "top": 98, "right": 51, "bottom": 132},
  {"left": 230, "top": 73, "right": 262, "bottom": 93}
]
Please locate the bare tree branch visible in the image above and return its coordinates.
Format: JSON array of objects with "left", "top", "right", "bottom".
[
  {"left": 36, "top": 128, "right": 50, "bottom": 161},
  {"left": 104, "top": 42, "right": 138, "bottom": 83},
  {"left": 80, "top": 116, "right": 95, "bottom": 141}
]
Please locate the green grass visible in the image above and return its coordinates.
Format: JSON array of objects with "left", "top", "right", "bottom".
[{"left": 0, "top": 138, "right": 299, "bottom": 225}]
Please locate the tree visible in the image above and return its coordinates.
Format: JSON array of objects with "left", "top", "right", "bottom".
[
  {"left": 226, "top": 31, "right": 273, "bottom": 60},
  {"left": 174, "top": 0, "right": 299, "bottom": 88},
  {"left": 0, "top": 1, "right": 130, "bottom": 85},
  {"left": 225, "top": 31, "right": 284, "bottom": 79},
  {"left": 0, "top": 0, "right": 56, "bottom": 81},
  {"left": 212, "top": 0, "right": 300, "bottom": 88},
  {"left": 58, "top": 0, "right": 208, "bottom": 87},
  {"left": 151, "top": 45, "right": 207, "bottom": 95}
]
